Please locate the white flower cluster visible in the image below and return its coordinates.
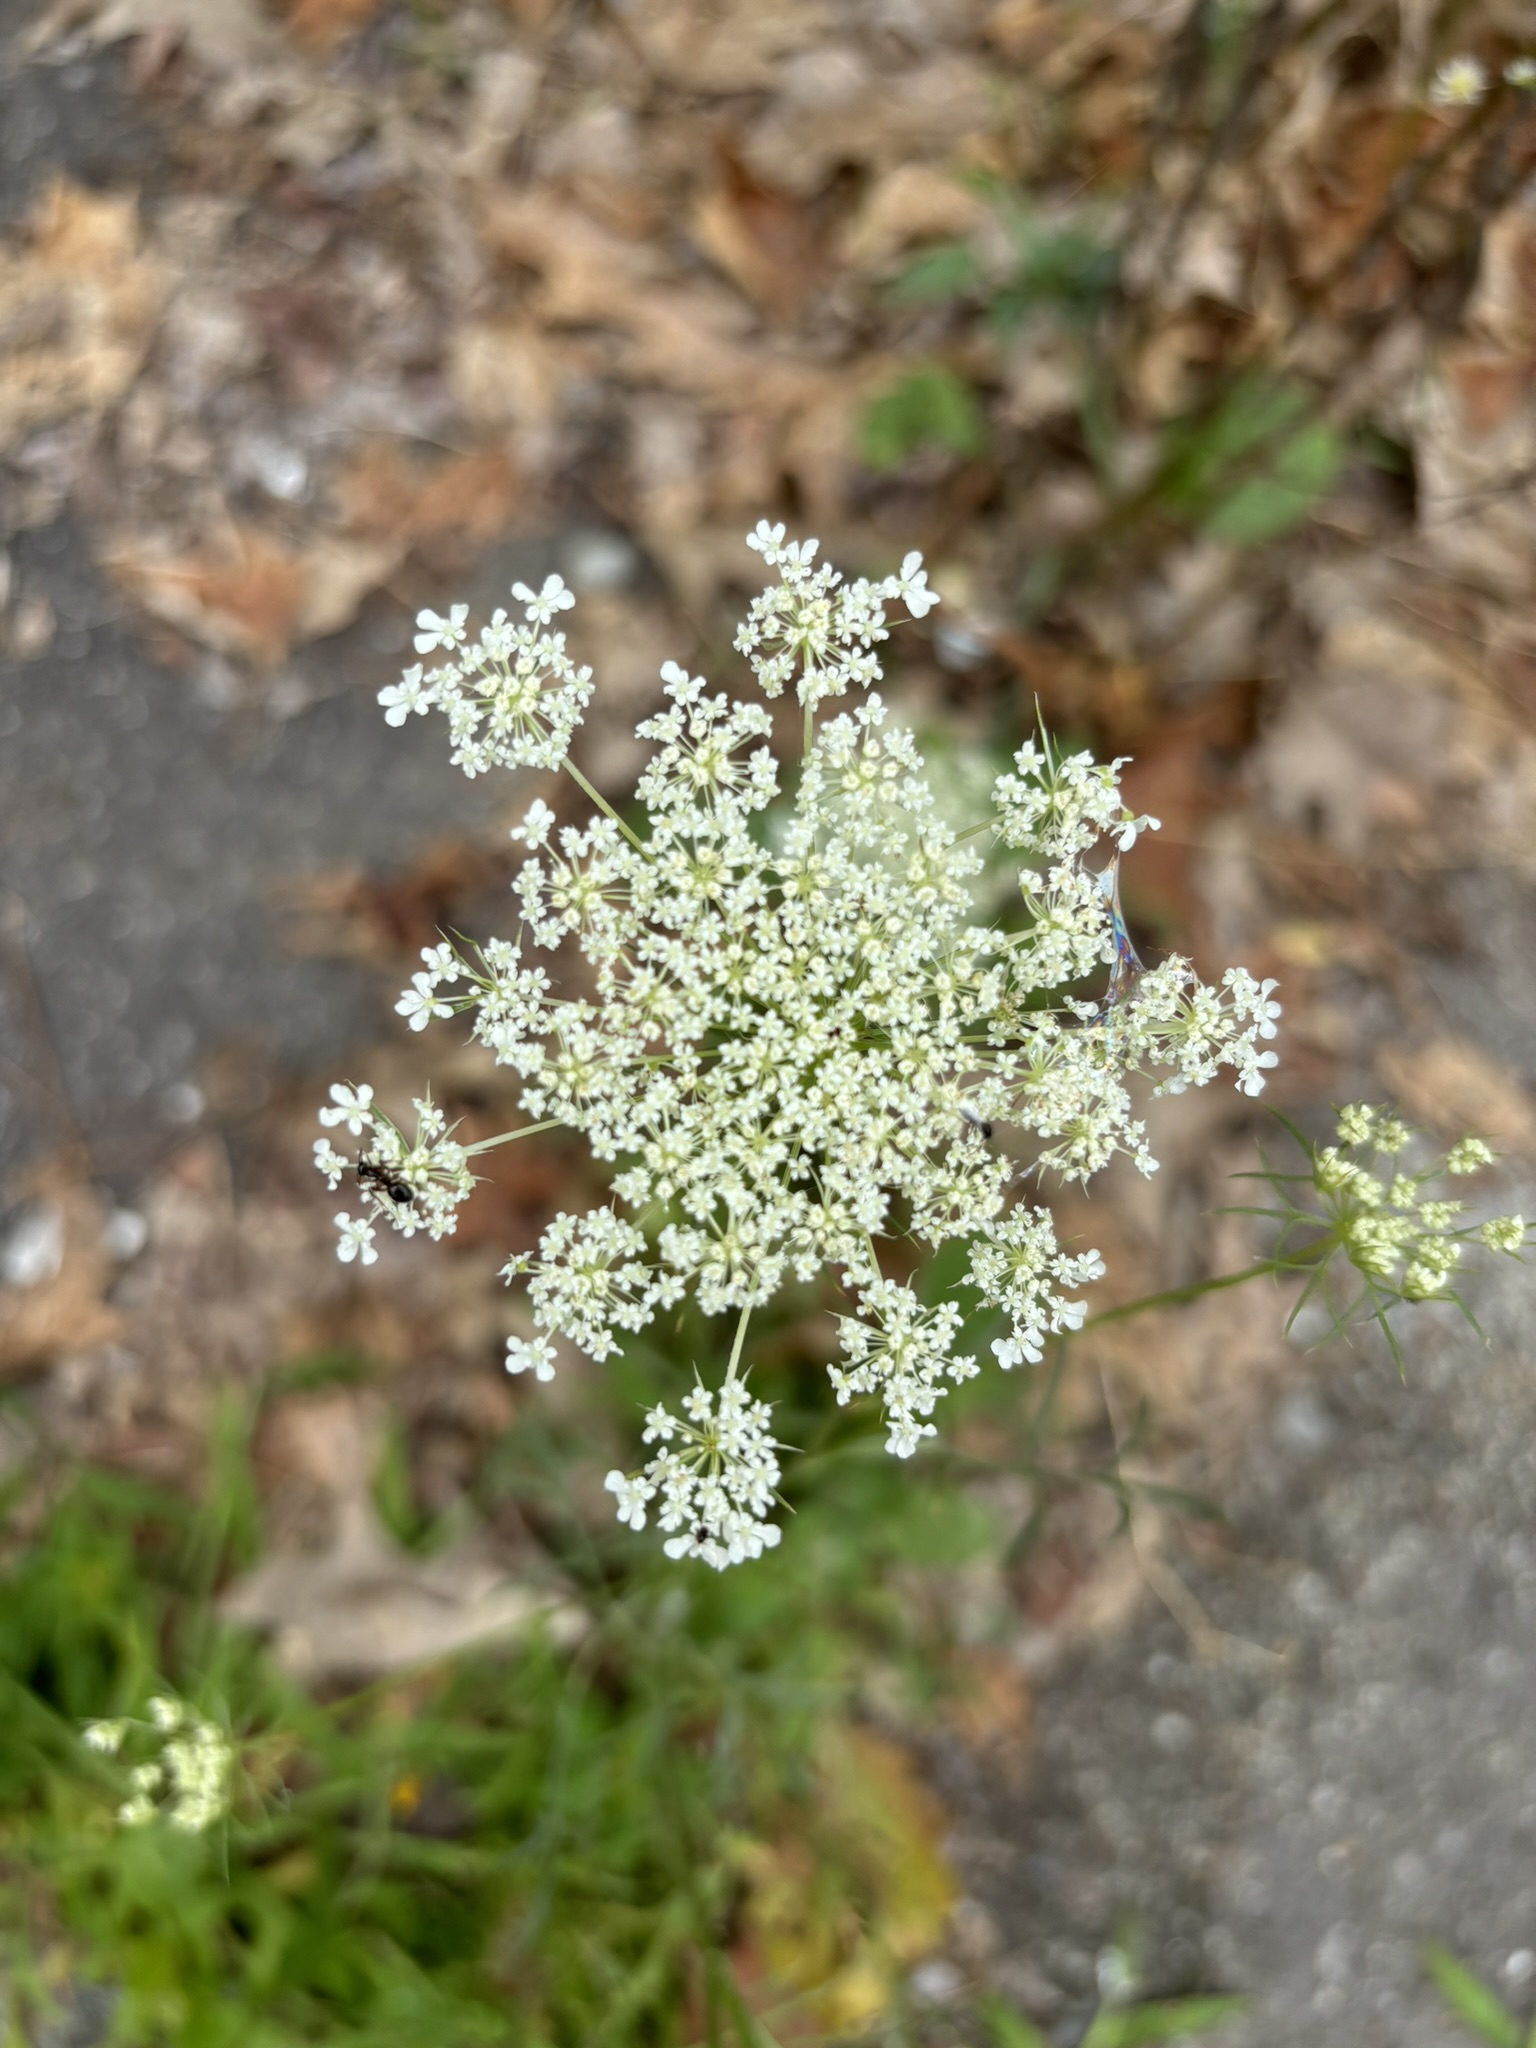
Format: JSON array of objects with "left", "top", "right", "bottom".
[
  {"left": 319, "top": 524, "right": 1282, "bottom": 1566},
  {"left": 379, "top": 575, "right": 592, "bottom": 777},
  {"left": 1312, "top": 1105, "right": 1526, "bottom": 1302},
  {"left": 83, "top": 1694, "right": 234, "bottom": 1833},
  {"left": 315, "top": 1084, "right": 476, "bottom": 1263},
  {"left": 604, "top": 1374, "right": 784, "bottom": 1570}
]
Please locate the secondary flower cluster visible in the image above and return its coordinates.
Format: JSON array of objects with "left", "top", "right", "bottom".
[
  {"left": 1306, "top": 1104, "right": 1527, "bottom": 1306},
  {"left": 83, "top": 1695, "right": 234, "bottom": 1833},
  {"left": 319, "top": 522, "right": 1282, "bottom": 1568}
]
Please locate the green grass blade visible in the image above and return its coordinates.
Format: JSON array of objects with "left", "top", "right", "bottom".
[{"left": 1422, "top": 1943, "right": 1521, "bottom": 2047}]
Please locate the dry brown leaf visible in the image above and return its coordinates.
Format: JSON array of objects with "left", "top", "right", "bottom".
[
  {"left": 742, "top": 52, "right": 997, "bottom": 198},
  {"left": 480, "top": 192, "right": 664, "bottom": 329},
  {"left": 410, "top": 450, "right": 521, "bottom": 546},
  {"left": 0, "top": 178, "right": 172, "bottom": 453},
  {"left": 447, "top": 319, "right": 562, "bottom": 436},
  {"left": 273, "top": 0, "right": 379, "bottom": 52},
  {"left": 223, "top": 1388, "right": 585, "bottom": 1682},
  {"left": 1378, "top": 1039, "right": 1536, "bottom": 1157},
  {"left": 691, "top": 152, "right": 824, "bottom": 323},
  {"left": 110, "top": 487, "right": 459, "bottom": 660},
  {"left": 837, "top": 164, "right": 985, "bottom": 277},
  {"left": 29, "top": 0, "right": 287, "bottom": 70},
  {"left": 941, "top": 1647, "right": 1034, "bottom": 1788},
  {"left": 111, "top": 526, "right": 307, "bottom": 666},
  {"left": 0, "top": 1171, "right": 122, "bottom": 1380},
  {"left": 1468, "top": 203, "right": 1536, "bottom": 355},
  {"left": 292, "top": 533, "right": 403, "bottom": 643},
  {"left": 623, "top": 0, "right": 836, "bottom": 95}
]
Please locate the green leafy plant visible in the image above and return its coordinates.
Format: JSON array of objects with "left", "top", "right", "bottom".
[
  {"left": 858, "top": 365, "right": 987, "bottom": 471},
  {"left": 1424, "top": 1941, "right": 1536, "bottom": 2048},
  {"left": 1154, "top": 373, "right": 1341, "bottom": 547}
]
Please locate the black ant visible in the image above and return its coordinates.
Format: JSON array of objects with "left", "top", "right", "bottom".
[{"left": 357, "top": 1157, "right": 416, "bottom": 1209}]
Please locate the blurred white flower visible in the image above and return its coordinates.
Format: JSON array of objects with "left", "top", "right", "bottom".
[{"left": 1430, "top": 54, "right": 1488, "bottom": 106}]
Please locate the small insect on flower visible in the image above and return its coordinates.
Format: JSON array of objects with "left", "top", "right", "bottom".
[
  {"left": 960, "top": 1105, "right": 994, "bottom": 1141},
  {"left": 358, "top": 1157, "right": 416, "bottom": 1209}
]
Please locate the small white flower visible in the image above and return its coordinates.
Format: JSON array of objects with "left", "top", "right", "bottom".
[
  {"left": 378, "top": 663, "right": 433, "bottom": 726},
  {"left": 1430, "top": 54, "right": 1488, "bottom": 106},
  {"left": 318, "top": 1082, "right": 374, "bottom": 1134},
  {"left": 313, "top": 1139, "right": 348, "bottom": 1189},
  {"left": 1117, "top": 813, "right": 1160, "bottom": 853},
  {"left": 605, "top": 1469, "right": 653, "bottom": 1530},
  {"left": 888, "top": 551, "right": 939, "bottom": 619},
  {"left": 1506, "top": 56, "right": 1536, "bottom": 88},
  {"left": 511, "top": 798, "right": 557, "bottom": 847},
  {"left": 82, "top": 1719, "right": 127, "bottom": 1755},
  {"left": 396, "top": 972, "right": 453, "bottom": 1031},
  {"left": 992, "top": 1334, "right": 1038, "bottom": 1371},
  {"left": 334, "top": 1212, "right": 378, "bottom": 1265},
  {"left": 414, "top": 603, "right": 469, "bottom": 654},
  {"left": 420, "top": 941, "right": 459, "bottom": 978},
  {"left": 505, "top": 1333, "right": 558, "bottom": 1381},
  {"left": 512, "top": 575, "right": 576, "bottom": 626}
]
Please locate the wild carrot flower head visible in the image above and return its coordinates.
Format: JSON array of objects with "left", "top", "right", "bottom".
[{"left": 320, "top": 530, "right": 1280, "bottom": 1565}]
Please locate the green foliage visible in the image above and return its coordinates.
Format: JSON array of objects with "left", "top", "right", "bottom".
[
  {"left": 1157, "top": 374, "right": 1340, "bottom": 547},
  {"left": 889, "top": 243, "right": 984, "bottom": 306},
  {"left": 978, "top": 1994, "right": 1051, "bottom": 2046},
  {"left": 0, "top": 1362, "right": 977, "bottom": 2048},
  {"left": 984, "top": 211, "right": 1119, "bottom": 335},
  {"left": 1424, "top": 1943, "right": 1535, "bottom": 2048},
  {"left": 977, "top": 1986, "right": 1244, "bottom": 2047},
  {"left": 5, "top": 1485, "right": 823, "bottom": 2024},
  {"left": 859, "top": 365, "right": 986, "bottom": 472},
  {"left": 1081, "top": 1995, "right": 1246, "bottom": 2045},
  {"left": 889, "top": 194, "right": 1118, "bottom": 333}
]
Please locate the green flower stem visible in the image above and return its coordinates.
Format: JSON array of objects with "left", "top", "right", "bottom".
[
  {"left": 463, "top": 1119, "right": 564, "bottom": 1156},
  {"left": 724, "top": 1301, "right": 752, "bottom": 1384},
  {"left": 1082, "top": 1257, "right": 1295, "bottom": 1331},
  {"left": 560, "top": 758, "right": 648, "bottom": 852}
]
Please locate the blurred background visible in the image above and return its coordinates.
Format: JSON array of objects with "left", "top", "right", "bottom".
[{"left": 4, "top": 0, "right": 1536, "bottom": 2042}]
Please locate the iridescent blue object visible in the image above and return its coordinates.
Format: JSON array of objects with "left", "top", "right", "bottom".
[{"left": 1099, "top": 854, "right": 1144, "bottom": 1012}]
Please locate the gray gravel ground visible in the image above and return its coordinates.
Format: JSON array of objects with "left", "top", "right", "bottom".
[
  {"left": 0, "top": 20, "right": 554, "bottom": 1190},
  {"left": 938, "top": 1140, "right": 1536, "bottom": 2046},
  {"left": 0, "top": 516, "right": 533, "bottom": 1188}
]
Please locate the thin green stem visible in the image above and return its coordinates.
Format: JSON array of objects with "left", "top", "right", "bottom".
[
  {"left": 802, "top": 701, "right": 814, "bottom": 765},
  {"left": 1082, "top": 1258, "right": 1292, "bottom": 1330},
  {"left": 725, "top": 1301, "right": 752, "bottom": 1384},
  {"left": 463, "top": 1119, "right": 563, "bottom": 1156},
  {"left": 561, "top": 759, "right": 647, "bottom": 852}
]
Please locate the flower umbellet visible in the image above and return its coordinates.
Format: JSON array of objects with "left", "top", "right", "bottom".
[
  {"left": 318, "top": 522, "right": 1281, "bottom": 1567},
  {"left": 82, "top": 1695, "right": 234, "bottom": 1833}
]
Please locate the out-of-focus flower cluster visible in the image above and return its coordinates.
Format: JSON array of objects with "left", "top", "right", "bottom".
[
  {"left": 1272, "top": 1105, "right": 1528, "bottom": 1350},
  {"left": 319, "top": 523, "right": 1281, "bottom": 1567},
  {"left": 82, "top": 1694, "right": 234, "bottom": 1833}
]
